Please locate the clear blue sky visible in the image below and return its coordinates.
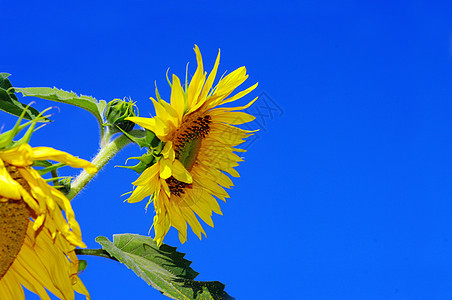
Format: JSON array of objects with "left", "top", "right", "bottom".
[{"left": 2, "top": 1, "right": 452, "bottom": 299}]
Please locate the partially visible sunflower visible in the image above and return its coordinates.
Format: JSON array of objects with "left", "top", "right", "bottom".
[
  {"left": 126, "top": 45, "right": 257, "bottom": 245},
  {"left": 0, "top": 143, "right": 96, "bottom": 299}
]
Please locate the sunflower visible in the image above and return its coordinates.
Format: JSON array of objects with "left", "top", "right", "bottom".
[
  {"left": 126, "top": 45, "right": 257, "bottom": 245},
  {"left": 0, "top": 143, "right": 96, "bottom": 299}
]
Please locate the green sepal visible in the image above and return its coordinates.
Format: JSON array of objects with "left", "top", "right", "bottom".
[
  {"left": 96, "top": 234, "right": 233, "bottom": 300},
  {"left": 77, "top": 260, "right": 88, "bottom": 275},
  {"left": 154, "top": 81, "right": 163, "bottom": 102},
  {"left": 0, "top": 73, "right": 50, "bottom": 121},
  {"left": 0, "top": 105, "right": 52, "bottom": 150},
  {"left": 55, "top": 176, "right": 72, "bottom": 194},
  {"left": 119, "top": 130, "right": 166, "bottom": 173},
  {"left": 33, "top": 160, "right": 65, "bottom": 175},
  {"left": 32, "top": 160, "right": 52, "bottom": 168},
  {"left": 119, "top": 152, "right": 156, "bottom": 174},
  {"left": 32, "top": 160, "right": 72, "bottom": 193},
  {"left": 121, "top": 128, "right": 161, "bottom": 149}
]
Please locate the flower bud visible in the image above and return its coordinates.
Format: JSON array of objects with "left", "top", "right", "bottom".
[
  {"left": 56, "top": 177, "right": 72, "bottom": 195},
  {"left": 104, "top": 98, "right": 138, "bottom": 133}
]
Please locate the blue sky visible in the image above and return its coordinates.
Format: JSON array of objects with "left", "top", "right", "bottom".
[{"left": 2, "top": 0, "right": 452, "bottom": 299}]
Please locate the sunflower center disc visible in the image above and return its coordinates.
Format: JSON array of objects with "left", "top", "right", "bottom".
[
  {"left": 0, "top": 200, "right": 30, "bottom": 279},
  {"left": 173, "top": 113, "right": 212, "bottom": 171},
  {"left": 0, "top": 165, "right": 31, "bottom": 280},
  {"left": 166, "top": 113, "right": 212, "bottom": 196}
]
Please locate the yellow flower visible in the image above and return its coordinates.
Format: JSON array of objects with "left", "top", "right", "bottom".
[
  {"left": 0, "top": 143, "right": 96, "bottom": 299},
  {"left": 126, "top": 45, "right": 257, "bottom": 245}
]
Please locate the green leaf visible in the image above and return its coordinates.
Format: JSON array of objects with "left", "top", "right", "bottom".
[
  {"left": 0, "top": 73, "right": 48, "bottom": 120},
  {"left": 96, "top": 234, "right": 233, "bottom": 300},
  {"left": 14, "top": 86, "right": 107, "bottom": 128}
]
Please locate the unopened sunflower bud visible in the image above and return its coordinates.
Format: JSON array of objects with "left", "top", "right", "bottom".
[
  {"left": 57, "top": 177, "right": 72, "bottom": 195},
  {"left": 104, "top": 98, "right": 138, "bottom": 133}
]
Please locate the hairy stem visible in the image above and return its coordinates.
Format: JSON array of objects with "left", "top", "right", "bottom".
[{"left": 66, "top": 131, "right": 139, "bottom": 201}]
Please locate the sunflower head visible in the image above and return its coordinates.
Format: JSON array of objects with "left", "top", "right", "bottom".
[
  {"left": 125, "top": 45, "right": 258, "bottom": 245},
  {"left": 0, "top": 112, "right": 96, "bottom": 299}
]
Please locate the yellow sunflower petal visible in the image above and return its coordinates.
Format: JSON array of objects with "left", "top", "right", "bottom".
[
  {"left": 161, "top": 141, "right": 175, "bottom": 161},
  {"left": 159, "top": 158, "right": 172, "bottom": 179},
  {"left": 19, "top": 240, "right": 66, "bottom": 299},
  {"left": 171, "top": 159, "right": 193, "bottom": 184},
  {"left": 160, "top": 178, "right": 171, "bottom": 198},
  {"left": 73, "top": 275, "right": 90, "bottom": 299},
  {"left": 152, "top": 98, "right": 169, "bottom": 120},
  {"left": 17, "top": 183, "right": 41, "bottom": 214},
  {"left": 220, "top": 87, "right": 259, "bottom": 107},
  {"left": 200, "top": 48, "right": 221, "bottom": 102},
  {"left": 0, "top": 276, "right": 15, "bottom": 300},
  {"left": 49, "top": 189, "right": 85, "bottom": 247},
  {"left": 132, "top": 163, "right": 159, "bottom": 186},
  {"left": 170, "top": 74, "right": 185, "bottom": 122},
  {"left": 178, "top": 204, "right": 206, "bottom": 239},
  {"left": 167, "top": 200, "right": 188, "bottom": 239},
  {"left": 213, "top": 66, "right": 248, "bottom": 99},
  {"left": 193, "top": 166, "right": 233, "bottom": 189},
  {"left": 127, "top": 184, "right": 155, "bottom": 203},
  {"left": 0, "top": 159, "right": 22, "bottom": 199},
  {"left": 31, "top": 147, "right": 97, "bottom": 174},
  {"left": 208, "top": 83, "right": 257, "bottom": 109},
  {"left": 152, "top": 98, "right": 179, "bottom": 131},
  {"left": 18, "top": 168, "right": 55, "bottom": 211},
  {"left": 196, "top": 188, "right": 223, "bottom": 216},
  {"left": 179, "top": 197, "right": 214, "bottom": 227},
  {"left": 194, "top": 176, "right": 229, "bottom": 202},
  {"left": 210, "top": 110, "right": 255, "bottom": 125},
  {"left": 7, "top": 260, "right": 54, "bottom": 300},
  {"left": 0, "top": 144, "right": 33, "bottom": 166},
  {"left": 187, "top": 45, "right": 205, "bottom": 108},
  {"left": 207, "top": 131, "right": 247, "bottom": 146},
  {"left": 199, "top": 159, "right": 240, "bottom": 178},
  {"left": 126, "top": 116, "right": 170, "bottom": 140},
  {"left": 126, "top": 116, "right": 158, "bottom": 131},
  {"left": 153, "top": 210, "right": 171, "bottom": 246}
]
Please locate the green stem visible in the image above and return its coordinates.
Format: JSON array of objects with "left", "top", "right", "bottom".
[
  {"left": 50, "top": 168, "right": 59, "bottom": 187},
  {"left": 66, "top": 131, "right": 138, "bottom": 201},
  {"left": 100, "top": 126, "right": 113, "bottom": 148},
  {"left": 75, "top": 248, "right": 118, "bottom": 261},
  {"left": 99, "top": 125, "right": 106, "bottom": 147}
]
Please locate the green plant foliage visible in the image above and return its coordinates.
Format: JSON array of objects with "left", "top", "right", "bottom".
[
  {"left": 78, "top": 260, "right": 88, "bottom": 275},
  {"left": 33, "top": 160, "right": 65, "bottom": 175},
  {"left": 96, "top": 234, "right": 233, "bottom": 300},
  {"left": 14, "top": 86, "right": 107, "bottom": 128},
  {"left": 0, "top": 73, "right": 47, "bottom": 120},
  {"left": 104, "top": 98, "right": 138, "bottom": 134}
]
